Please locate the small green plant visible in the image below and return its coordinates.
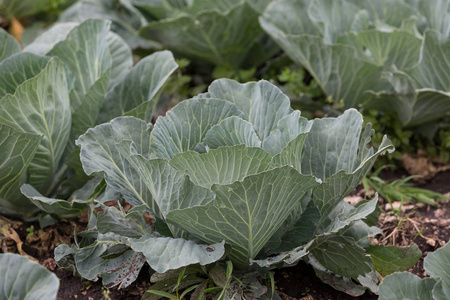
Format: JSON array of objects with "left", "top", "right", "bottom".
[
  {"left": 101, "top": 287, "right": 112, "bottom": 300},
  {"left": 25, "top": 225, "right": 35, "bottom": 239},
  {"left": 362, "top": 166, "right": 450, "bottom": 206},
  {"left": 146, "top": 267, "right": 201, "bottom": 300}
]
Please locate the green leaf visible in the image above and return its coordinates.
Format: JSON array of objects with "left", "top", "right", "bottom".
[
  {"left": 71, "top": 234, "right": 147, "bottom": 288},
  {"left": 303, "top": 112, "right": 394, "bottom": 220},
  {"left": 417, "top": 0, "right": 450, "bottom": 37},
  {"left": 0, "top": 53, "right": 50, "bottom": 98},
  {"left": 367, "top": 243, "right": 422, "bottom": 276},
  {"left": 23, "top": 22, "right": 78, "bottom": 56},
  {"left": 208, "top": 79, "right": 293, "bottom": 142},
  {"left": 301, "top": 108, "right": 366, "bottom": 180},
  {"left": 308, "top": 0, "right": 360, "bottom": 43},
  {"left": 77, "top": 117, "right": 153, "bottom": 207},
  {"left": 424, "top": 242, "right": 450, "bottom": 299},
  {"left": 203, "top": 116, "right": 262, "bottom": 149},
  {"left": 150, "top": 98, "right": 244, "bottom": 159},
  {"left": 129, "top": 236, "right": 225, "bottom": 273},
  {"left": 379, "top": 272, "right": 437, "bottom": 300},
  {"left": 146, "top": 290, "right": 178, "bottom": 300},
  {"left": 339, "top": 220, "right": 382, "bottom": 248},
  {"left": 408, "top": 30, "right": 450, "bottom": 91},
  {"left": 0, "top": 28, "right": 20, "bottom": 63},
  {"left": 309, "top": 235, "right": 374, "bottom": 280},
  {"left": 116, "top": 153, "right": 214, "bottom": 237},
  {"left": 0, "top": 125, "right": 41, "bottom": 216},
  {"left": 367, "top": 71, "right": 450, "bottom": 127},
  {"left": 140, "top": 1, "right": 263, "bottom": 68},
  {"left": 250, "top": 242, "right": 312, "bottom": 268},
  {"left": 21, "top": 184, "right": 89, "bottom": 219},
  {"left": 322, "top": 196, "right": 379, "bottom": 233},
  {"left": 0, "top": 253, "right": 59, "bottom": 300},
  {"left": 60, "top": 0, "right": 153, "bottom": 50},
  {"left": 169, "top": 145, "right": 272, "bottom": 188},
  {"left": 355, "top": 29, "right": 421, "bottom": 70},
  {"left": 308, "top": 254, "right": 366, "bottom": 297},
  {"left": 0, "top": 58, "right": 71, "bottom": 195},
  {"left": 262, "top": 110, "right": 311, "bottom": 156},
  {"left": 271, "top": 133, "right": 309, "bottom": 173},
  {"left": 101, "top": 50, "right": 178, "bottom": 122},
  {"left": 261, "top": 8, "right": 385, "bottom": 108},
  {"left": 166, "top": 166, "right": 319, "bottom": 267},
  {"left": 105, "top": 31, "right": 133, "bottom": 92},
  {"left": 48, "top": 19, "right": 112, "bottom": 140},
  {"left": 97, "top": 205, "right": 154, "bottom": 238}
]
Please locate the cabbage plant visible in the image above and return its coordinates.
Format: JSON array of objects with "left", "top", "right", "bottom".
[
  {"left": 55, "top": 79, "right": 393, "bottom": 295},
  {"left": 0, "top": 19, "right": 177, "bottom": 219},
  {"left": 60, "top": 0, "right": 278, "bottom": 70},
  {"left": 260, "top": 0, "right": 450, "bottom": 128}
]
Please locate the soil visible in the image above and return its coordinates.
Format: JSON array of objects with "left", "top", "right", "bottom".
[{"left": 1, "top": 170, "right": 449, "bottom": 300}]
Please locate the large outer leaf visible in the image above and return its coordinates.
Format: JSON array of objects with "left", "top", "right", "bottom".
[
  {"left": 367, "top": 68, "right": 450, "bottom": 127},
  {"left": 0, "top": 125, "right": 41, "bottom": 216},
  {"left": 129, "top": 237, "right": 225, "bottom": 273},
  {"left": 150, "top": 98, "right": 244, "bottom": 159},
  {"left": 48, "top": 19, "right": 112, "bottom": 140},
  {"left": 140, "top": 1, "right": 262, "bottom": 67},
  {"left": 308, "top": 254, "right": 366, "bottom": 297},
  {"left": 302, "top": 110, "right": 394, "bottom": 219},
  {"left": 77, "top": 117, "right": 153, "bottom": 207},
  {"left": 0, "top": 58, "right": 71, "bottom": 195},
  {"left": 23, "top": 22, "right": 79, "bottom": 56},
  {"left": 0, "top": 53, "right": 50, "bottom": 98},
  {"left": 417, "top": 0, "right": 450, "bottom": 37},
  {"left": 21, "top": 184, "right": 89, "bottom": 219},
  {"left": 367, "top": 243, "right": 422, "bottom": 276},
  {"left": 260, "top": 1, "right": 385, "bottom": 107},
  {"left": 105, "top": 31, "right": 133, "bottom": 92},
  {"left": 301, "top": 109, "right": 366, "bottom": 179},
  {"left": 60, "top": 0, "right": 153, "bottom": 50},
  {"left": 101, "top": 50, "right": 178, "bottom": 122},
  {"left": 424, "top": 242, "right": 450, "bottom": 300},
  {"left": 379, "top": 272, "right": 437, "bottom": 300},
  {"left": 208, "top": 79, "right": 293, "bottom": 142},
  {"left": 66, "top": 233, "right": 147, "bottom": 288},
  {"left": 119, "top": 154, "right": 214, "bottom": 225},
  {"left": 0, "top": 28, "right": 20, "bottom": 63},
  {"left": 97, "top": 205, "right": 154, "bottom": 238},
  {"left": 408, "top": 30, "right": 450, "bottom": 91},
  {"left": 309, "top": 235, "right": 374, "bottom": 280},
  {"left": 355, "top": 30, "right": 421, "bottom": 70},
  {"left": 0, "top": 253, "right": 59, "bottom": 300},
  {"left": 308, "top": 0, "right": 360, "bottom": 43},
  {"left": 169, "top": 145, "right": 272, "bottom": 188},
  {"left": 166, "top": 166, "right": 319, "bottom": 267},
  {"left": 24, "top": 23, "right": 132, "bottom": 94}
]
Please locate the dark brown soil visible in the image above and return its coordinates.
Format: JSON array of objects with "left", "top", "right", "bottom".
[
  {"left": 274, "top": 261, "right": 377, "bottom": 300},
  {"left": 1, "top": 170, "right": 449, "bottom": 300}
]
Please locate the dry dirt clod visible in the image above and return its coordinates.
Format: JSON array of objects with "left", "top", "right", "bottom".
[{"left": 402, "top": 152, "right": 450, "bottom": 180}]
